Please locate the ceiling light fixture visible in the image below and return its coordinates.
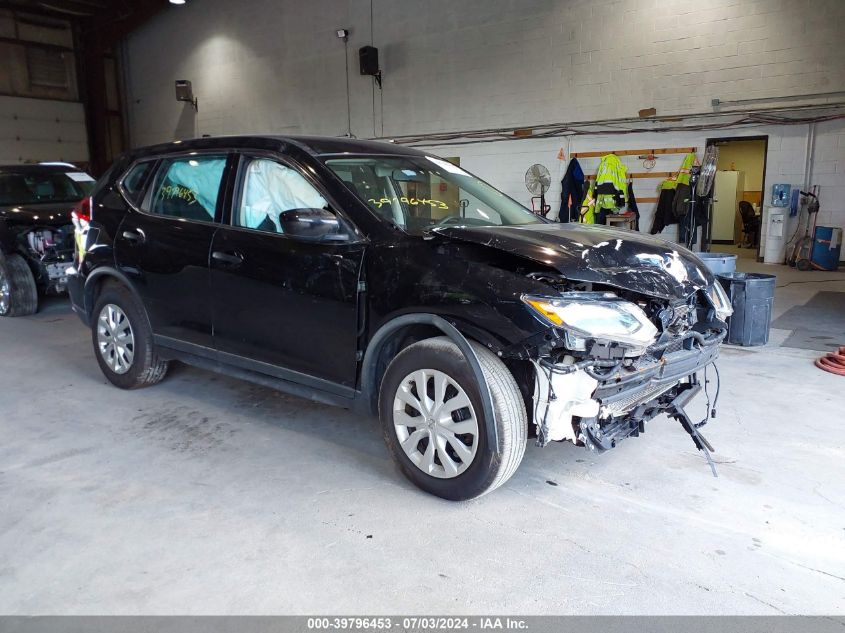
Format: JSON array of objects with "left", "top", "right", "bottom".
[{"left": 169, "top": 0, "right": 186, "bottom": 5}]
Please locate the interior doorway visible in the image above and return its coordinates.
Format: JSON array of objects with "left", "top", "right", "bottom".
[{"left": 705, "top": 136, "right": 768, "bottom": 260}]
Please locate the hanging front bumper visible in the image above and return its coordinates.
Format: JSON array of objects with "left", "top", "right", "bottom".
[{"left": 533, "top": 330, "right": 724, "bottom": 449}]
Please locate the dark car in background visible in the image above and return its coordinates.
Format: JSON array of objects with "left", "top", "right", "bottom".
[
  {"left": 68, "top": 135, "right": 732, "bottom": 500},
  {"left": 0, "top": 163, "right": 95, "bottom": 316}
]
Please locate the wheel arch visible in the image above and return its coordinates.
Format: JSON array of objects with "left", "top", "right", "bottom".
[
  {"left": 83, "top": 267, "right": 145, "bottom": 323},
  {"left": 357, "top": 313, "right": 502, "bottom": 452}
]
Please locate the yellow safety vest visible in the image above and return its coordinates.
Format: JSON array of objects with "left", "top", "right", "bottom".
[
  {"left": 579, "top": 182, "right": 596, "bottom": 224},
  {"left": 676, "top": 152, "right": 697, "bottom": 186}
]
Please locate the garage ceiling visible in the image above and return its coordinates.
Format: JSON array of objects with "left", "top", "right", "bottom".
[
  {"left": 3, "top": 0, "right": 165, "bottom": 29},
  {"left": 5, "top": 0, "right": 113, "bottom": 19}
]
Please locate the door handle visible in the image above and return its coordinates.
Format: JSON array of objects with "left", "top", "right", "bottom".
[
  {"left": 122, "top": 228, "right": 145, "bottom": 243},
  {"left": 212, "top": 250, "right": 244, "bottom": 267}
]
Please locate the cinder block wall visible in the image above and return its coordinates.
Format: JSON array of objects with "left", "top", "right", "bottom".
[{"left": 123, "top": 0, "right": 845, "bottom": 236}]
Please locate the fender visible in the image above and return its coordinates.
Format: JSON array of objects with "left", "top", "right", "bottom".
[
  {"left": 82, "top": 266, "right": 145, "bottom": 321},
  {"left": 357, "top": 313, "right": 500, "bottom": 452}
]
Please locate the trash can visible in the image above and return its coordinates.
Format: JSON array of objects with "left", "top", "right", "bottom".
[
  {"left": 716, "top": 272, "right": 777, "bottom": 346},
  {"left": 698, "top": 252, "right": 738, "bottom": 276},
  {"left": 810, "top": 226, "right": 842, "bottom": 271}
]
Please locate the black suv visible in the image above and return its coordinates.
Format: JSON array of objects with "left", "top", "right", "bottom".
[
  {"left": 69, "top": 136, "right": 732, "bottom": 500},
  {"left": 0, "top": 163, "right": 95, "bottom": 316}
]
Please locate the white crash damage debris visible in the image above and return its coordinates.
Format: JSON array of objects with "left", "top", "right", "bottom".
[{"left": 532, "top": 358, "right": 599, "bottom": 443}]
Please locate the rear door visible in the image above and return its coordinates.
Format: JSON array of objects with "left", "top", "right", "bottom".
[
  {"left": 115, "top": 152, "right": 233, "bottom": 350},
  {"left": 209, "top": 153, "right": 365, "bottom": 389}
]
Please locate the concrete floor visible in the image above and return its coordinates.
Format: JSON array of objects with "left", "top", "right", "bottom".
[{"left": 1, "top": 261, "right": 844, "bottom": 615}]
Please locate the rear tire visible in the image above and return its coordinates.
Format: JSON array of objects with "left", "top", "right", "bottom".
[
  {"left": 0, "top": 253, "right": 38, "bottom": 317},
  {"left": 379, "top": 336, "right": 527, "bottom": 500},
  {"left": 91, "top": 283, "right": 169, "bottom": 389}
]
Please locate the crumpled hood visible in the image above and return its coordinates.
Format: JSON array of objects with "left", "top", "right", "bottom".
[{"left": 431, "top": 223, "right": 715, "bottom": 301}]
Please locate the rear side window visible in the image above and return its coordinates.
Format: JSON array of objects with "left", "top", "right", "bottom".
[
  {"left": 120, "top": 161, "right": 154, "bottom": 205},
  {"left": 146, "top": 155, "right": 227, "bottom": 221}
]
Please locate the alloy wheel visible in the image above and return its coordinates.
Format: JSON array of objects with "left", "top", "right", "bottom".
[
  {"left": 97, "top": 304, "right": 135, "bottom": 374},
  {"left": 393, "top": 369, "right": 479, "bottom": 479}
]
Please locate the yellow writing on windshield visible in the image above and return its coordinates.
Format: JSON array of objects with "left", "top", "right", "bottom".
[{"left": 368, "top": 196, "right": 449, "bottom": 210}]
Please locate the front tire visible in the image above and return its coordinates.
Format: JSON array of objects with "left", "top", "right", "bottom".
[
  {"left": 91, "top": 283, "right": 169, "bottom": 389},
  {"left": 379, "top": 337, "right": 527, "bottom": 500},
  {"left": 0, "top": 253, "right": 38, "bottom": 317}
]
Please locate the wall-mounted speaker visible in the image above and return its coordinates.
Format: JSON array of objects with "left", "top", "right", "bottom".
[{"left": 359, "top": 46, "right": 379, "bottom": 77}]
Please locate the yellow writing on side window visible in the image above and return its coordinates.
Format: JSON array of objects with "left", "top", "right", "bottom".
[
  {"left": 160, "top": 185, "right": 198, "bottom": 205},
  {"left": 368, "top": 196, "right": 449, "bottom": 210}
]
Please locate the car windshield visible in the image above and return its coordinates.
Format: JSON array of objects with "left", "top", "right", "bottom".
[
  {"left": 0, "top": 170, "right": 94, "bottom": 206},
  {"left": 324, "top": 155, "right": 544, "bottom": 234}
]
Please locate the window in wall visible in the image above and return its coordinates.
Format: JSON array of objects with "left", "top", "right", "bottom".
[
  {"left": 237, "top": 158, "right": 328, "bottom": 234},
  {"left": 147, "top": 155, "right": 227, "bottom": 221},
  {"left": 0, "top": 12, "right": 78, "bottom": 101},
  {"left": 26, "top": 46, "right": 70, "bottom": 90}
]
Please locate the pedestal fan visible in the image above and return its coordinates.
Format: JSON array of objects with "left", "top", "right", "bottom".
[{"left": 525, "top": 164, "right": 551, "bottom": 216}]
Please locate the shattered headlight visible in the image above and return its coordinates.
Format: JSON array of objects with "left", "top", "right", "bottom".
[
  {"left": 705, "top": 282, "right": 733, "bottom": 321},
  {"left": 522, "top": 292, "right": 658, "bottom": 354}
]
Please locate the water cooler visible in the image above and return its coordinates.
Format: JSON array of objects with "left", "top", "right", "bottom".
[{"left": 761, "top": 207, "right": 787, "bottom": 264}]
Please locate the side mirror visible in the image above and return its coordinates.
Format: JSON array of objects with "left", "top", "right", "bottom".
[{"left": 278, "top": 208, "right": 349, "bottom": 242}]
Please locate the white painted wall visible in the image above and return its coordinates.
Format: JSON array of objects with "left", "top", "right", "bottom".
[
  {"left": 0, "top": 96, "right": 89, "bottom": 165},
  {"left": 121, "top": 0, "right": 845, "bottom": 241}
]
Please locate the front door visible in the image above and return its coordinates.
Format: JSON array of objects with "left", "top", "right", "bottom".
[
  {"left": 210, "top": 155, "right": 364, "bottom": 389},
  {"left": 115, "top": 153, "right": 231, "bottom": 349}
]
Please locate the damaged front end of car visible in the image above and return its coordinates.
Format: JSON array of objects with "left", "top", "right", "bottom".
[
  {"left": 19, "top": 224, "right": 76, "bottom": 295},
  {"left": 426, "top": 223, "right": 735, "bottom": 474},
  {"left": 0, "top": 205, "right": 78, "bottom": 296},
  {"left": 504, "top": 270, "right": 732, "bottom": 473}
]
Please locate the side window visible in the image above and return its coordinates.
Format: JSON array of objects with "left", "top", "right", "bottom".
[
  {"left": 121, "top": 161, "right": 154, "bottom": 206},
  {"left": 147, "top": 155, "right": 227, "bottom": 221},
  {"left": 236, "top": 158, "right": 328, "bottom": 234}
]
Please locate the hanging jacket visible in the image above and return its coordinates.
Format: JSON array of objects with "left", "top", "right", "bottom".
[
  {"left": 579, "top": 181, "right": 596, "bottom": 224},
  {"left": 672, "top": 152, "right": 697, "bottom": 219},
  {"left": 676, "top": 152, "right": 697, "bottom": 186},
  {"left": 626, "top": 182, "right": 640, "bottom": 231},
  {"left": 650, "top": 179, "right": 678, "bottom": 234},
  {"left": 672, "top": 183, "right": 691, "bottom": 219},
  {"left": 558, "top": 158, "right": 585, "bottom": 222},
  {"left": 595, "top": 154, "right": 627, "bottom": 212}
]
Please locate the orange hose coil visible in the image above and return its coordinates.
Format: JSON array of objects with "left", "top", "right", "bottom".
[{"left": 815, "top": 346, "right": 845, "bottom": 376}]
